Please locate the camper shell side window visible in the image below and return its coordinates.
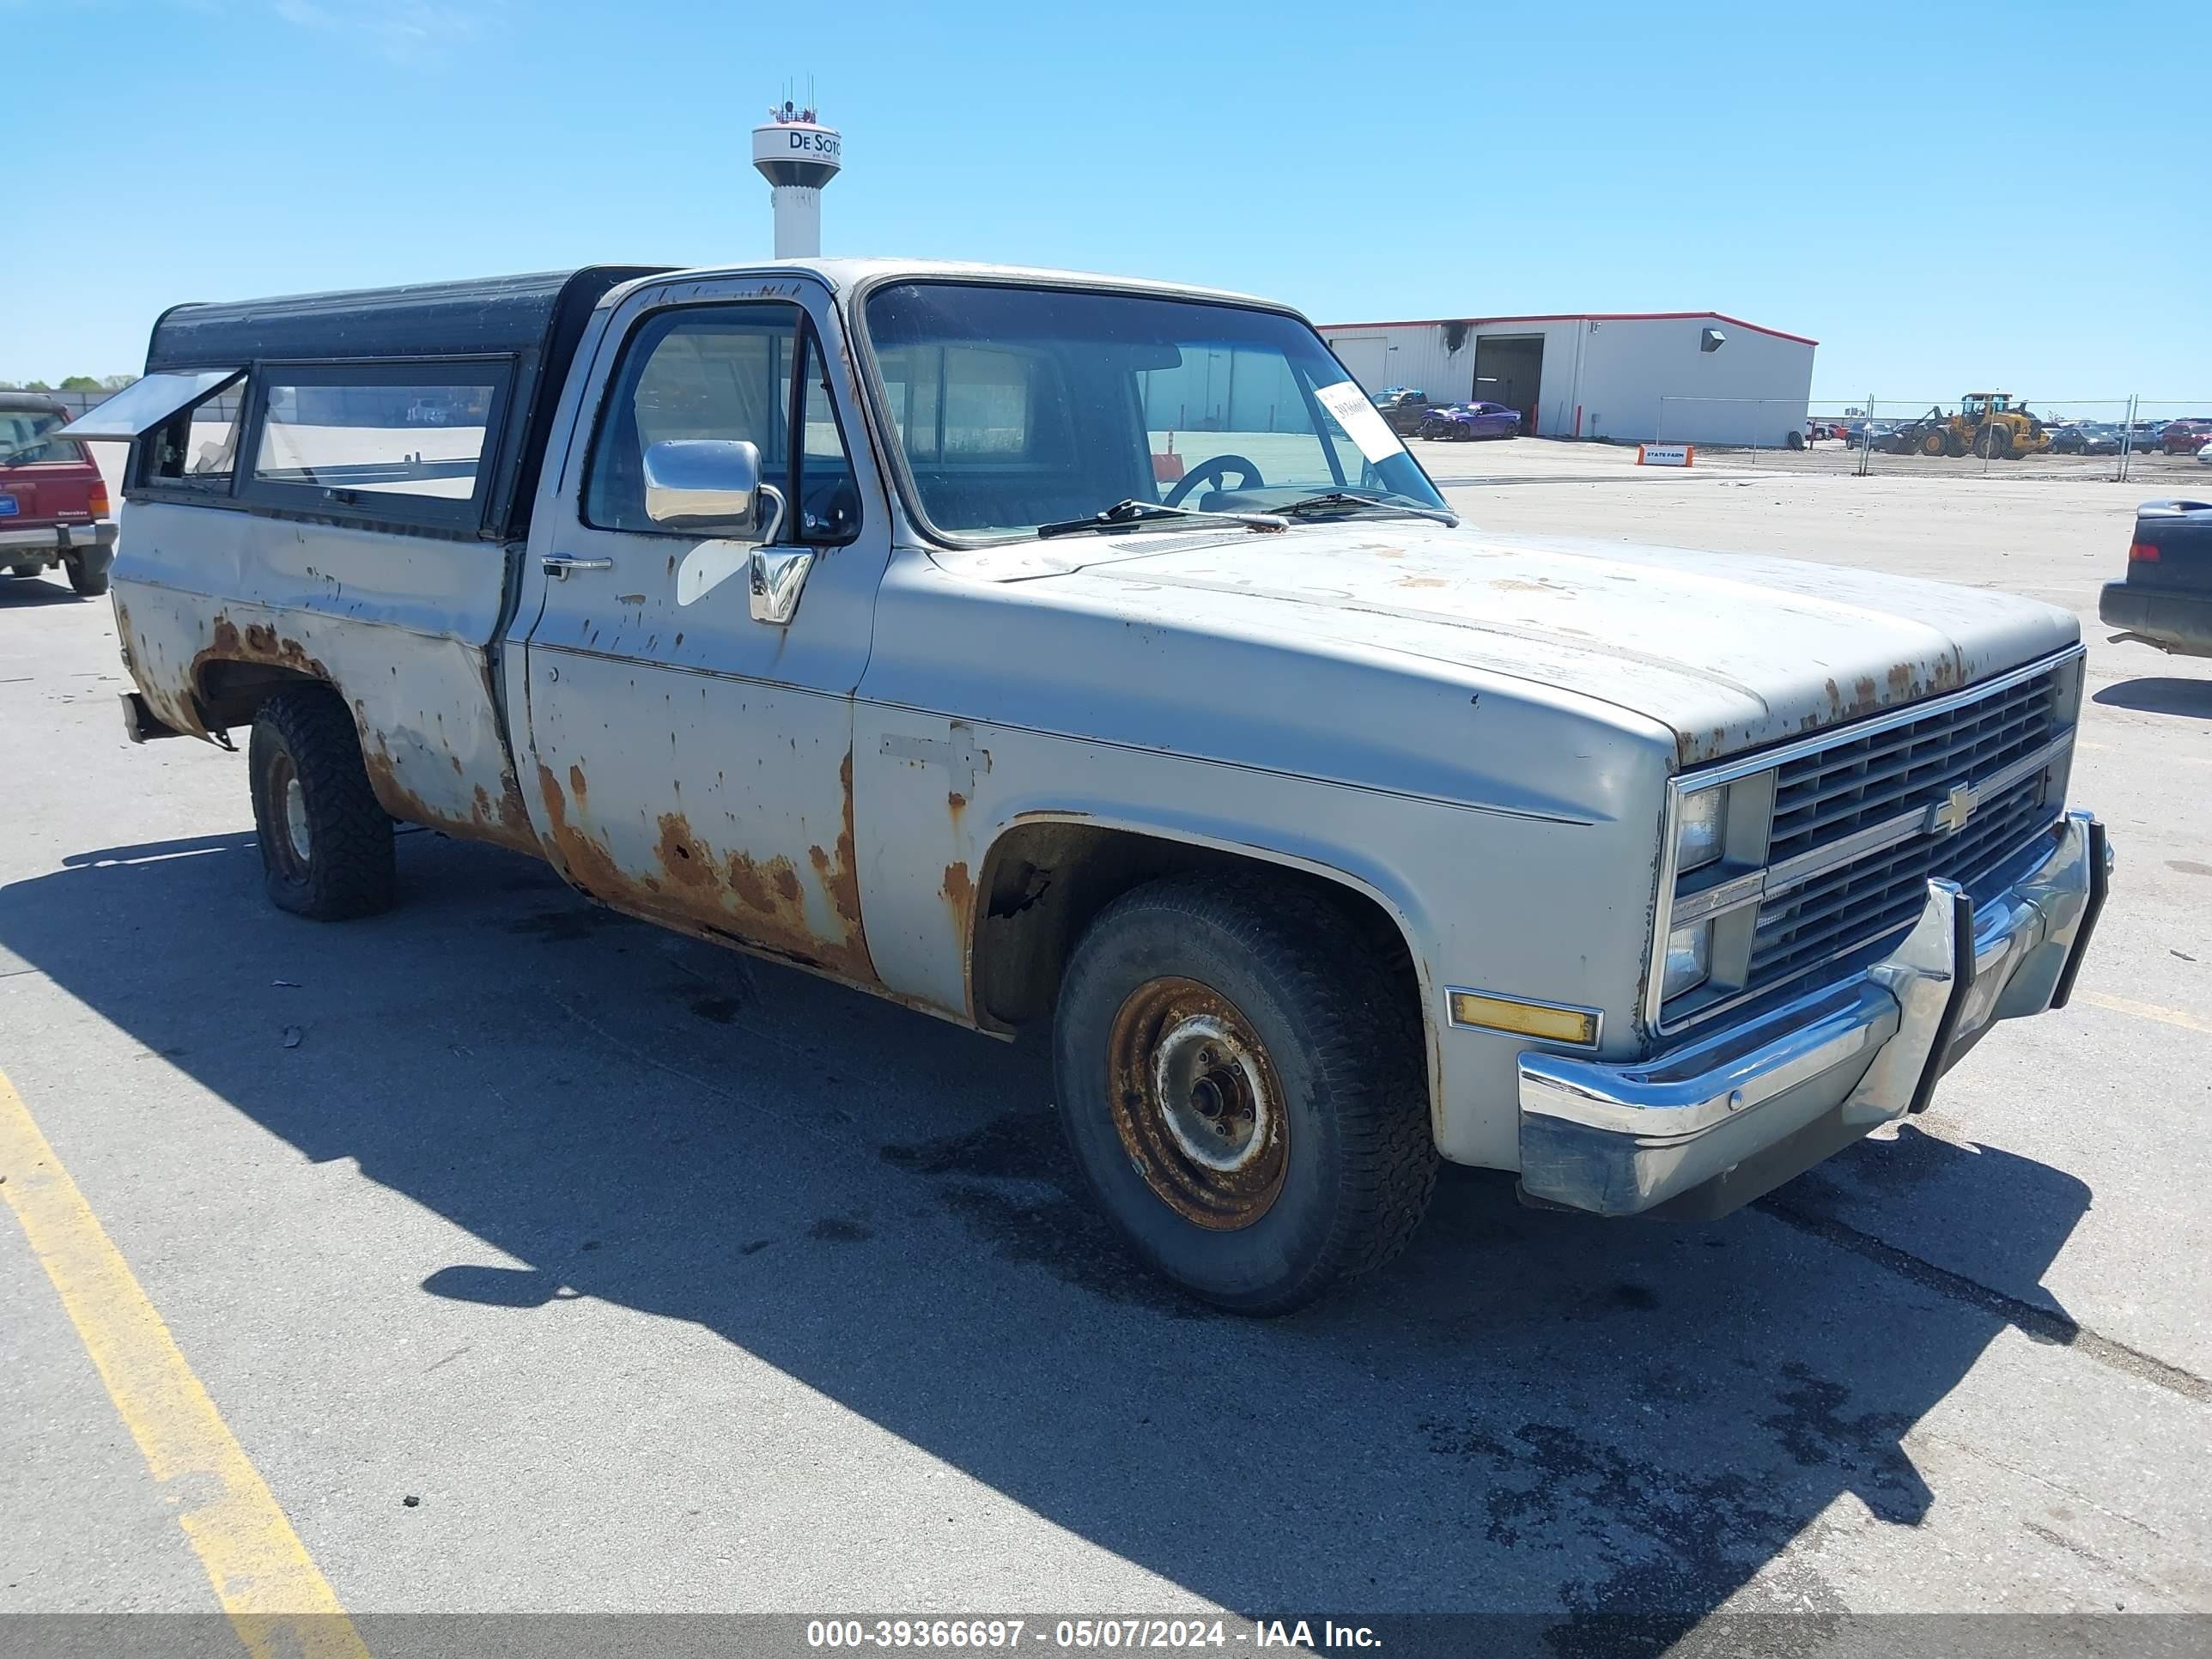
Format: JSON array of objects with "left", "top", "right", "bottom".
[{"left": 240, "top": 358, "right": 516, "bottom": 533}]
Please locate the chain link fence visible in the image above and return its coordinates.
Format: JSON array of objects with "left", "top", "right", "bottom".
[{"left": 1657, "top": 395, "right": 2212, "bottom": 483}]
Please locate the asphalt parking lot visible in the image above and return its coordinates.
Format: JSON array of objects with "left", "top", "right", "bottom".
[{"left": 3, "top": 438, "right": 2209, "bottom": 1652}]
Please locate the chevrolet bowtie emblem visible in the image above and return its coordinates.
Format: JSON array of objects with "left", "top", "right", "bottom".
[{"left": 1928, "top": 781, "right": 1978, "bottom": 836}]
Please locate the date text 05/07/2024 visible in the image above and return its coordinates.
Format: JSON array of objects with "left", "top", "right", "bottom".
[{"left": 805, "top": 1619, "right": 1382, "bottom": 1650}]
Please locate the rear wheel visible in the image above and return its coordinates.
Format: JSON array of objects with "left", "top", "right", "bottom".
[
  {"left": 64, "top": 556, "right": 107, "bottom": 597},
  {"left": 1052, "top": 874, "right": 1437, "bottom": 1315},
  {"left": 1918, "top": 428, "right": 1948, "bottom": 457},
  {"left": 247, "top": 689, "right": 396, "bottom": 920}
]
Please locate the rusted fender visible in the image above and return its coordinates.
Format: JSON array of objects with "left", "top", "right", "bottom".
[{"left": 115, "top": 587, "right": 538, "bottom": 855}]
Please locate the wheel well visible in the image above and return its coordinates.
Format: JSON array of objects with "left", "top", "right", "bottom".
[
  {"left": 969, "top": 820, "right": 1423, "bottom": 1038},
  {"left": 194, "top": 660, "right": 331, "bottom": 732}
]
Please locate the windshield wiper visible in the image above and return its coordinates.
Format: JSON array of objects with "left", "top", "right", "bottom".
[
  {"left": 1035, "top": 499, "right": 1286, "bottom": 539},
  {"left": 1274, "top": 492, "right": 1457, "bottom": 526}
]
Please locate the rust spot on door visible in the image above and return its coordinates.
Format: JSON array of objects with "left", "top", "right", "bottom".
[
  {"left": 535, "top": 762, "right": 633, "bottom": 901},
  {"left": 818, "top": 750, "right": 868, "bottom": 939},
  {"left": 538, "top": 750, "right": 876, "bottom": 986},
  {"left": 655, "top": 813, "right": 719, "bottom": 890}
]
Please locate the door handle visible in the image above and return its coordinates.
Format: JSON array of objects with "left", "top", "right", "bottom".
[{"left": 542, "top": 555, "right": 613, "bottom": 580}]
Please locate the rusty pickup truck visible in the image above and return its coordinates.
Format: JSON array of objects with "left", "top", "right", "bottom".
[{"left": 64, "top": 261, "right": 2112, "bottom": 1312}]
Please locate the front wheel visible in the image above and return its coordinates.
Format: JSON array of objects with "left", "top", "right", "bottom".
[
  {"left": 64, "top": 556, "right": 108, "bottom": 597},
  {"left": 1052, "top": 875, "right": 1437, "bottom": 1314},
  {"left": 247, "top": 689, "right": 396, "bottom": 920}
]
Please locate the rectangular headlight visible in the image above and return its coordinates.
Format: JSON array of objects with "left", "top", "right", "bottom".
[
  {"left": 1674, "top": 786, "right": 1727, "bottom": 874},
  {"left": 1662, "top": 920, "right": 1712, "bottom": 1000}
]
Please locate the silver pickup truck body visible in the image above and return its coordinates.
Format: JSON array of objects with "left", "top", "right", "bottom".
[{"left": 70, "top": 259, "right": 2110, "bottom": 1309}]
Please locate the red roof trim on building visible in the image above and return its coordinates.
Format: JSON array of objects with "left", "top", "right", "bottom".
[{"left": 1317, "top": 311, "right": 1820, "bottom": 349}]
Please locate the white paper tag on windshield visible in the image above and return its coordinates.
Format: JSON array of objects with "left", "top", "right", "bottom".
[{"left": 1313, "top": 380, "right": 1407, "bottom": 463}]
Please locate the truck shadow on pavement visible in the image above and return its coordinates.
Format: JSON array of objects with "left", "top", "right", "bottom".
[
  {"left": 2092, "top": 678, "right": 2212, "bottom": 721},
  {"left": 0, "top": 577, "right": 95, "bottom": 611},
  {"left": 0, "top": 830, "right": 2100, "bottom": 1651}
]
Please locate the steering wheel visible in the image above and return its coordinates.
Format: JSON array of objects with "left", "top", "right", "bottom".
[{"left": 1163, "top": 453, "right": 1265, "bottom": 507}]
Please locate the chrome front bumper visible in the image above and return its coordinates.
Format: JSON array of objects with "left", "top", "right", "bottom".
[{"left": 1519, "top": 810, "right": 2111, "bottom": 1218}]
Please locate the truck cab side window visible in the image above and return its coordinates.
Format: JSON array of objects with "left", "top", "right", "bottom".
[{"left": 585, "top": 304, "right": 859, "bottom": 547}]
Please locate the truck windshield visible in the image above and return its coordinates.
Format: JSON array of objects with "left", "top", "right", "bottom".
[{"left": 862, "top": 283, "right": 1449, "bottom": 540}]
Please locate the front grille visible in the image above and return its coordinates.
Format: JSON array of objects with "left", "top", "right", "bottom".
[
  {"left": 1749, "top": 771, "right": 2052, "bottom": 988},
  {"left": 1745, "top": 666, "right": 2067, "bottom": 1000},
  {"left": 1766, "top": 668, "right": 2060, "bottom": 866}
]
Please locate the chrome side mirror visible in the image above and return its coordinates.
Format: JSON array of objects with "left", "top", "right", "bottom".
[{"left": 643, "top": 439, "right": 785, "bottom": 541}]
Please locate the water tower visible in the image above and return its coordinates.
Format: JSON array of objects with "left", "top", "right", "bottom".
[{"left": 751, "top": 94, "right": 842, "bottom": 258}]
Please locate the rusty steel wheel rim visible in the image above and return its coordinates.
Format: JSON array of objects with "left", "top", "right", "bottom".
[{"left": 1107, "top": 976, "right": 1288, "bottom": 1231}]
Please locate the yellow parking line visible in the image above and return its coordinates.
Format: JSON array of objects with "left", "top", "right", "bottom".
[
  {"left": 0, "top": 1067, "right": 369, "bottom": 1659},
  {"left": 2079, "top": 991, "right": 2212, "bottom": 1037}
]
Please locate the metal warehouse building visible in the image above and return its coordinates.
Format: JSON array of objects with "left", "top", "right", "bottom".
[{"left": 1319, "top": 311, "right": 1817, "bottom": 447}]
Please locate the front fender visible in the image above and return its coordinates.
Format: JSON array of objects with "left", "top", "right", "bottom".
[{"left": 854, "top": 707, "right": 1668, "bottom": 1170}]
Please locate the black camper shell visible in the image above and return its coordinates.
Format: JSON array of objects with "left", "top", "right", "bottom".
[{"left": 123, "top": 265, "right": 669, "bottom": 540}]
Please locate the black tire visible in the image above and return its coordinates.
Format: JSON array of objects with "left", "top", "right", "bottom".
[
  {"left": 64, "top": 556, "right": 108, "bottom": 597},
  {"left": 1974, "top": 423, "right": 2013, "bottom": 460},
  {"left": 247, "top": 689, "right": 396, "bottom": 921},
  {"left": 1052, "top": 874, "right": 1437, "bottom": 1315}
]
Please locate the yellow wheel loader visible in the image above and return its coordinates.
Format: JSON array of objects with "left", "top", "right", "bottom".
[{"left": 1955, "top": 392, "right": 2051, "bottom": 460}]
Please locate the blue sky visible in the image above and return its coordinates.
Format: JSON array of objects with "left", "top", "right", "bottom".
[{"left": 9, "top": 0, "right": 2206, "bottom": 402}]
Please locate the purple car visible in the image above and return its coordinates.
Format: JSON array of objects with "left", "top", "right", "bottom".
[{"left": 1414, "top": 400, "right": 1522, "bottom": 441}]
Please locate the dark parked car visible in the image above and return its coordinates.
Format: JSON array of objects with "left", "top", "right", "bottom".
[
  {"left": 1369, "top": 387, "right": 1438, "bottom": 435},
  {"left": 1415, "top": 400, "right": 1522, "bottom": 441},
  {"left": 2051, "top": 423, "right": 2123, "bottom": 456},
  {"left": 0, "top": 393, "right": 116, "bottom": 595},
  {"left": 2100, "top": 499, "right": 2212, "bottom": 659}
]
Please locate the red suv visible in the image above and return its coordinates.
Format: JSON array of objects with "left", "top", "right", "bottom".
[
  {"left": 0, "top": 393, "right": 116, "bottom": 596},
  {"left": 2159, "top": 419, "right": 2212, "bottom": 457}
]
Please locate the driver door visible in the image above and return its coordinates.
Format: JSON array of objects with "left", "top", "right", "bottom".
[{"left": 516, "top": 279, "right": 889, "bottom": 984}]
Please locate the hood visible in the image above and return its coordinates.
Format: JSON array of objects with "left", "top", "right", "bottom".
[{"left": 950, "top": 521, "right": 2078, "bottom": 765}]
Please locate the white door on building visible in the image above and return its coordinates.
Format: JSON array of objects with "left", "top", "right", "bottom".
[{"left": 1327, "top": 337, "right": 1390, "bottom": 392}]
